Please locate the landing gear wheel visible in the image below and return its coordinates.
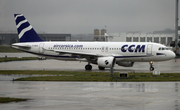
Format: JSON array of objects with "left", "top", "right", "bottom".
[
  {"left": 150, "top": 67, "right": 154, "bottom": 71},
  {"left": 85, "top": 65, "right": 92, "bottom": 70},
  {"left": 149, "top": 61, "right": 154, "bottom": 71},
  {"left": 98, "top": 66, "right": 105, "bottom": 70}
]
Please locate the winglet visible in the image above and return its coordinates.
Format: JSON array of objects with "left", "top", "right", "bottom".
[{"left": 14, "top": 14, "right": 44, "bottom": 42}]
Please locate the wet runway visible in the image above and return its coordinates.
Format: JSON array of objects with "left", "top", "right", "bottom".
[
  {"left": 0, "top": 53, "right": 180, "bottom": 110},
  {"left": 0, "top": 80, "right": 180, "bottom": 110}
]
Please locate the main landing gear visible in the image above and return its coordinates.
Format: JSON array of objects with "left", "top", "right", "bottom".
[
  {"left": 149, "top": 61, "right": 154, "bottom": 71},
  {"left": 85, "top": 64, "right": 92, "bottom": 70},
  {"left": 98, "top": 66, "right": 105, "bottom": 70},
  {"left": 85, "top": 63, "right": 106, "bottom": 71}
]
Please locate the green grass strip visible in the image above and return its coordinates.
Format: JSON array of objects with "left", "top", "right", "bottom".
[
  {"left": 0, "top": 70, "right": 112, "bottom": 75},
  {"left": 0, "top": 46, "right": 21, "bottom": 52},
  {"left": 14, "top": 75, "right": 180, "bottom": 82},
  {"left": 0, "top": 97, "right": 28, "bottom": 103},
  {"left": 0, "top": 70, "right": 180, "bottom": 82},
  {"left": 0, "top": 57, "right": 38, "bottom": 62}
]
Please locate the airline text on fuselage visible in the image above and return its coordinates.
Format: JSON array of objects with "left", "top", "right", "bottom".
[
  {"left": 121, "top": 45, "right": 145, "bottom": 52},
  {"left": 53, "top": 44, "right": 83, "bottom": 48}
]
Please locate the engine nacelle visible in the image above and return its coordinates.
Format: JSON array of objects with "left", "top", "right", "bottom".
[
  {"left": 116, "top": 61, "right": 134, "bottom": 67},
  {"left": 97, "top": 57, "right": 115, "bottom": 68}
]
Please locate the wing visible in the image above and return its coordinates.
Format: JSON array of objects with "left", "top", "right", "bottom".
[
  {"left": 43, "top": 48, "right": 123, "bottom": 63},
  {"left": 43, "top": 47, "right": 105, "bottom": 57},
  {"left": 54, "top": 50, "right": 99, "bottom": 57}
]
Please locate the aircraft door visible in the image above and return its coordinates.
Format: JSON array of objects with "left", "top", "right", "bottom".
[
  {"left": 39, "top": 43, "right": 44, "bottom": 53},
  {"left": 101, "top": 46, "right": 108, "bottom": 52},
  {"left": 105, "top": 47, "right": 108, "bottom": 52},
  {"left": 146, "top": 44, "right": 152, "bottom": 55}
]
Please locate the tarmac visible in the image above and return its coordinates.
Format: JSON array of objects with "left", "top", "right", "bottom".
[
  {"left": 0, "top": 53, "right": 180, "bottom": 110},
  {"left": 0, "top": 80, "right": 180, "bottom": 110},
  {"left": 0, "top": 58, "right": 179, "bottom": 73},
  {"left": 0, "top": 52, "right": 179, "bottom": 73}
]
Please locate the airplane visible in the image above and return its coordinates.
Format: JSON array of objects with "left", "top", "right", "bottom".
[{"left": 12, "top": 14, "right": 176, "bottom": 74}]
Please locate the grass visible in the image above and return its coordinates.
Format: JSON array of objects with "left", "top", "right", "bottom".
[
  {"left": 0, "top": 97, "right": 28, "bottom": 103},
  {"left": 0, "top": 70, "right": 113, "bottom": 76},
  {"left": 14, "top": 74, "right": 180, "bottom": 82},
  {"left": 0, "top": 70, "right": 180, "bottom": 82},
  {"left": 15, "top": 76, "right": 117, "bottom": 81},
  {"left": 0, "top": 57, "right": 38, "bottom": 62},
  {"left": 0, "top": 45, "right": 21, "bottom": 52}
]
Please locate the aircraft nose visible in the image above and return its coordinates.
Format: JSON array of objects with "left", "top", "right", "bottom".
[{"left": 168, "top": 51, "right": 176, "bottom": 59}]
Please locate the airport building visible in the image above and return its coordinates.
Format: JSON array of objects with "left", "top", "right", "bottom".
[
  {"left": 107, "top": 33, "right": 175, "bottom": 46},
  {"left": 93, "top": 29, "right": 176, "bottom": 45},
  {"left": 94, "top": 29, "right": 107, "bottom": 41},
  {"left": 0, "top": 33, "right": 71, "bottom": 45}
]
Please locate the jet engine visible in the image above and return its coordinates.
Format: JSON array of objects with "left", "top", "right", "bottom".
[
  {"left": 97, "top": 57, "right": 115, "bottom": 68},
  {"left": 116, "top": 61, "right": 134, "bottom": 67}
]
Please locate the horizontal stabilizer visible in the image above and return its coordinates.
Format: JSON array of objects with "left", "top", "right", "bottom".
[{"left": 12, "top": 43, "right": 31, "bottom": 50}]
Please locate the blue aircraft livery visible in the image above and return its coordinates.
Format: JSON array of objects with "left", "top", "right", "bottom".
[{"left": 121, "top": 45, "right": 145, "bottom": 52}]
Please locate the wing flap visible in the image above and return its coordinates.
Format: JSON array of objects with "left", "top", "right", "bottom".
[
  {"left": 54, "top": 50, "right": 98, "bottom": 56},
  {"left": 43, "top": 48, "right": 104, "bottom": 57},
  {"left": 43, "top": 48, "right": 121, "bottom": 58}
]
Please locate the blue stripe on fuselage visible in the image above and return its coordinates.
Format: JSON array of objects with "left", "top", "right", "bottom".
[
  {"left": 114, "top": 55, "right": 153, "bottom": 58},
  {"left": 156, "top": 53, "right": 165, "bottom": 55}
]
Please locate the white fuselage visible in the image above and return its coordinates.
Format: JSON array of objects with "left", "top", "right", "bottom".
[
  {"left": 12, "top": 14, "right": 176, "bottom": 71},
  {"left": 12, "top": 42, "right": 175, "bottom": 62}
]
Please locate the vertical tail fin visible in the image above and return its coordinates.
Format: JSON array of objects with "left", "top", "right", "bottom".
[{"left": 14, "top": 14, "right": 44, "bottom": 42}]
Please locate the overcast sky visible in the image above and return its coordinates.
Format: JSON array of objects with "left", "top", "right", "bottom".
[{"left": 0, "top": 0, "right": 177, "bottom": 34}]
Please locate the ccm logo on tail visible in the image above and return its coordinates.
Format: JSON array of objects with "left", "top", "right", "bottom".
[{"left": 121, "top": 45, "right": 145, "bottom": 52}]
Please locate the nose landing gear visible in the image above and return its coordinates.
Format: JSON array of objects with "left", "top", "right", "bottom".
[{"left": 149, "top": 61, "right": 154, "bottom": 71}]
